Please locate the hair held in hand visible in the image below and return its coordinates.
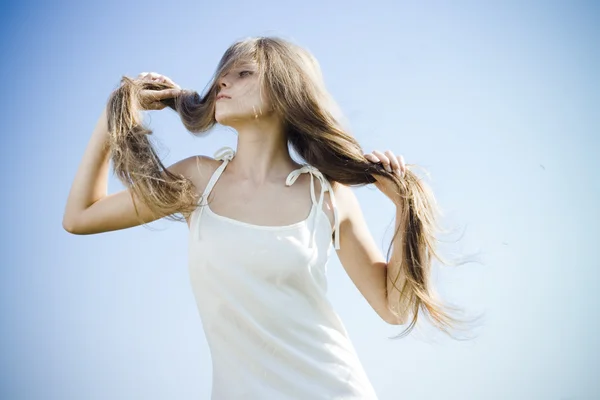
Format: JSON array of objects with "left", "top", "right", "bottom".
[
  {"left": 106, "top": 77, "right": 210, "bottom": 222},
  {"left": 105, "top": 37, "right": 483, "bottom": 339}
]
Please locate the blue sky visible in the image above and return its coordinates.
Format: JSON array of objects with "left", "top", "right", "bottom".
[{"left": 1, "top": 1, "right": 598, "bottom": 399}]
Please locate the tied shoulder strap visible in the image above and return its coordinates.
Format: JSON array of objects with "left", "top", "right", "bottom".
[
  {"left": 213, "top": 146, "right": 235, "bottom": 162},
  {"left": 286, "top": 166, "right": 341, "bottom": 250},
  {"left": 198, "top": 146, "right": 235, "bottom": 207},
  {"left": 193, "top": 146, "right": 236, "bottom": 240},
  {"left": 195, "top": 146, "right": 235, "bottom": 227}
]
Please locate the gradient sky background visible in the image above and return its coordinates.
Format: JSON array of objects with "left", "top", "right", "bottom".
[{"left": 1, "top": 1, "right": 598, "bottom": 399}]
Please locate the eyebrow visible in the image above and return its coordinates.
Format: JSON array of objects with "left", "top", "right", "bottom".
[
  {"left": 221, "top": 62, "right": 256, "bottom": 77},
  {"left": 235, "top": 61, "right": 256, "bottom": 68}
]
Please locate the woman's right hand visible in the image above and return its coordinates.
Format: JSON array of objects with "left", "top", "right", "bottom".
[{"left": 136, "top": 72, "right": 182, "bottom": 110}]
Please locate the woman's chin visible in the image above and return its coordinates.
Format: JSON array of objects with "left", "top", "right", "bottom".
[
  {"left": 215, "top": 112, "right": 232, "bottom": 126},
  {"left": 215, "top": 112, "right": 251, "bottom": 127}
]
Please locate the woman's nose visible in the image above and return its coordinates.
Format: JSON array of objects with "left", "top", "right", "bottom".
[{"left": 218, "top": 75, "right": 230, "bottom": 88}]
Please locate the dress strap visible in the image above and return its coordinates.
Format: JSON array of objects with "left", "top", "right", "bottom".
[
  {"left": 198, "top": 146, "right": 235, "bottom": 206},
  {"left": 192, "top": 146, "right": 234, "bottom": 238},
  {"left": 286, "top": 166, "right": 341, "bottom": 250},
  {"left": 194, "top": 146, "right": 235, "bottom": 234}
]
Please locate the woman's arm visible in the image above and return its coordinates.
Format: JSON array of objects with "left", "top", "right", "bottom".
[
  {"left": 334, "top": 184, "right": 406, "bottom": 325},
  {"left": 62, "top": 105, "right": 200, "bottom": 235},
  {"left": 62, "top": 105, "right": 113, "bottom": 233}
]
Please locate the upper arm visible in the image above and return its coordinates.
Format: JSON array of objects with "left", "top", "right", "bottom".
[
  {"left": 64, "top": 155, "right": 212, "bottom": 235},
  {"left": 333, "top": 184, "right": 400, "bottom": 324}
]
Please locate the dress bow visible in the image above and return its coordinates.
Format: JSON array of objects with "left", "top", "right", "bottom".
[
  {"left": 213, "top": 146, "right": 235, "bottom": 161},
  {"left": 286, "top": 165, "right": 340, "bottom": 250}
]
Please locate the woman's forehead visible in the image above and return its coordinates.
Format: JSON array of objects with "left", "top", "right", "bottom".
[
  {"left": 218, "top": 58, "right": 258, "bottom": 77},
  {"left": 226, "top": 54, "right": 255, "bottom": 65},
  {"left": 234, "top": 59, "right": 257, "bottom": 68}
]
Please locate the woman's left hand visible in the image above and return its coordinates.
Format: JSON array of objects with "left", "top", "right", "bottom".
[{"left": 364, "top": 150, "right": 407, "bottom": 201}]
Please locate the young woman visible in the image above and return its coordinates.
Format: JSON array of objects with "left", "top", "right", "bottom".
[{"left": 63, "top": 36, "right": 473, "bottom": 399}]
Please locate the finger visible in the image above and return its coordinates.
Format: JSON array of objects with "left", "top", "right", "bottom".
[
  {"left": 372, "top": 150, "right": 391, "bottom": 172},
  {"left": 397, "top": 155, "right": 406, "bottom": 174},
  {"left": 141, "top": 88, "right": 179, "bottom": 101},
  {"left": 394, "top": 155, "right": 407, "bottom": 177},
  {"left": 364, "top": 153, "right": 380, "bottom": 163},
  {"left": 157, "top": 75, "right": 180, "bottom": 89},
  {"left": 150, "top": 73, "right": 169, "bottom": 85},
  {"left": 145, "top": 73, "right": 179, "bottom": 89},
  {"left": 155, "top": 88, "right": 181, "bottom": 99},
  {"left": 161, "top": 75, "right": 178, "bottom": 88},
  {"left": 143, "top": 72, "right": 161, "bottom": 83},
  {"left": 384, "top": 150, "right": 401, "bottom": 172},
  {"left": 140, "top": 89, "right": 161, "bottom": 102}
]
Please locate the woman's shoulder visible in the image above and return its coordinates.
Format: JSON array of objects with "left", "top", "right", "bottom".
[
  {"left": 327, "top": 181, "right": 356, "bottom": 227},
  {"left": 302, "top": 173, "right": 352, "bottom": 232},
  {"left": 172, "top": 154, "right": 222, "bottom": 195}
]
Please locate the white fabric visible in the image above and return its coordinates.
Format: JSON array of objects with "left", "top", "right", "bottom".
[{"left": 187, "top": 147, "right": 379, "bottom": 399}]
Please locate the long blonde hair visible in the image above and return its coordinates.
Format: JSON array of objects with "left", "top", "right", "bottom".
[{"left": 106, "top": 36, "right": 482, "bottom": 339}]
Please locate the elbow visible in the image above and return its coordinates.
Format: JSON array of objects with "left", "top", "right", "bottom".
[
  {"left": 62, "top": 215, "right": 82, "bottom": 235},
  {"left": 62, "top": 219, "right": 76, "bottom": 234},
  {"left": 384, "top": 316, "right": 406, "bottom": 326},
  {"left": 381, "top": 309, "right": 407, "bottom": 325}
]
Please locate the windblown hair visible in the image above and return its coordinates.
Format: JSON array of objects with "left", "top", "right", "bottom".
[{"left": 106, "top": 36, "right": 483, "bottom": 339}]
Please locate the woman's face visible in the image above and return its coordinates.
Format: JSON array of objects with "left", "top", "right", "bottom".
[{"left": 214, "top": 61, "right": 273, "bottom": 126}]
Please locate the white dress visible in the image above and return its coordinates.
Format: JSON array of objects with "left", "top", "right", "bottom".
[{"left": 188, "top": 147, "right": 379, "bottom": 399}]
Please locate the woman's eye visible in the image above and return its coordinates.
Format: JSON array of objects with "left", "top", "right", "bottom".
[{"left": 239, "top": 70, "right": 252, "bottom": 77}]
